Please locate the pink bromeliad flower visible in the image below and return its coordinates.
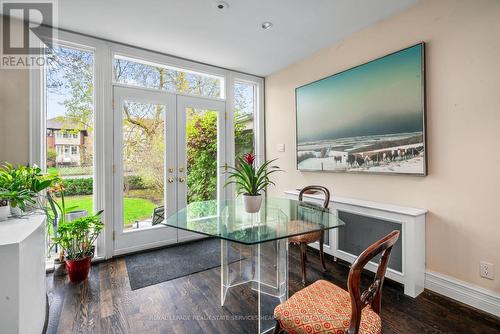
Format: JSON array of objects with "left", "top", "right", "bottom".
[{"left": 243, "top": 153, "right": 255, "bottom": 165}]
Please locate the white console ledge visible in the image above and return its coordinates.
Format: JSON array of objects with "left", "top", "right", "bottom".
[
  {"left": 0, "top": 214, "right": 47, "bottom": 334},
  {"left": 285, "top": 190, "right": 427, "bottom": 217}
]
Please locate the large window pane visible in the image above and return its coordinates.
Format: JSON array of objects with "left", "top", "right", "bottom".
[
  {"left": 186, "top": 108, "right": 218, "bottom": 219},
  {"left": 122, "top": 102, "right": 166, "bottom": 230},
  {"left": 46, "top": 45, "right": 95, "bottom": 259},
  {"left": 113, "top": 55, "right": 223, "bottom": 98},
  {"left": 234, "top": 82, "right": 255, "bottom": 159}
]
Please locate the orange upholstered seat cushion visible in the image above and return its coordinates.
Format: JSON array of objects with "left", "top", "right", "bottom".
[
  {"left": 288, "top": 220, "right": 323, "bottom": 244},
  {"left": 274, "top": 280, "right": 381, "bottom": 334}
]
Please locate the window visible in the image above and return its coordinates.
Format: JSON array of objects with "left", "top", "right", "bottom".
[
  {"left": 234, "top": 81, "right": 256, "bottom": 159},
  {"left": 113, "top": 55, "right": 224, "bottom": 99},
  {"left": 45, "top": 44, "right": 95, "bottom": 261},
  {"left": 32, "top": 30, "right": 263, "bottom": 260}
]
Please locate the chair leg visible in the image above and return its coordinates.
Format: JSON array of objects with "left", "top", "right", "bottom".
[
  {"left": 319, "top": 231, "right": 327, "bottom": 272},
  {"left": 273, "top": 320, "right": 282, "bottom": 334},
  {"left": 300, "top": 243, "right": 307, "bottom": 285}
]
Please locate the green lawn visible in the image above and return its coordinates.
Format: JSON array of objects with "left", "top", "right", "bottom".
[{"left": 61, "top": 195, "right": 157, "bottom": 226}]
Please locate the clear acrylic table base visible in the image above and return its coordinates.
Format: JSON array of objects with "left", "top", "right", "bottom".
[{"left": 221, "top": 239, "right": 288, "bottom": 334}]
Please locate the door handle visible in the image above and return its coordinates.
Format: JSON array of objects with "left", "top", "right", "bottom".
[
  {"left": 179, "top": 177, "right": 186, "bottom": 183},
  {"left": 168, "top": 177, "right": 174, "bottom": 183}
]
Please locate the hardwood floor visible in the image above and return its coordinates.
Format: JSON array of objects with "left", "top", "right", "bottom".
[{"left": 46, "top": 244, "right": 500, "bottom": 334}]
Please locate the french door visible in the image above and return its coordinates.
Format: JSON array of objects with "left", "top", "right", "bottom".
[{"left": 113, "top": 86, "right": 226, "bottom": 254}]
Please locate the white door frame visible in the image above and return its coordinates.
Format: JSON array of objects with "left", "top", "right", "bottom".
[
  {"left": 112, "top": 88, "right": 227, "bottom": 254},
  {"left": 29, "top": 28, "right": 264, "bottom": 260},
  {"left": 113, "top": 85, "right": 178, "bottom": 255}
]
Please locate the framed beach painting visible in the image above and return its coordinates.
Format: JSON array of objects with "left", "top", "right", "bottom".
[{"left": 296, "top": 43, "right": 426, "bottom": 175}]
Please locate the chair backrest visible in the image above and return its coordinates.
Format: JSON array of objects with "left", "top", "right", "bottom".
[
  {"left": 347, "top": 230, "right": 400, "bottom": 334},
  {"left": 152, "top": 206, "right": 165, "bottom": 225},
  {"left": 298, "top": 185, "right": 330, "bottom": 209}
]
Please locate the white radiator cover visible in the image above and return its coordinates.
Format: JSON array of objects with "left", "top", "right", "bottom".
[{"left": 285, "top": 190, "right": 426, "bottom": 298}]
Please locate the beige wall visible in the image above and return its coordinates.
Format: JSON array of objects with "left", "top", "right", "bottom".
[
  {"left": 265, "top": 0, "right": 500, "bottom": 292},
  {"left": 0, "top": 68, "right": 29, "bottom": 165}
]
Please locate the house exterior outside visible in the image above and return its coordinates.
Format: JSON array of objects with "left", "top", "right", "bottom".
[{"left": 46, "top": 118, "right": 88, "bottom": 166}]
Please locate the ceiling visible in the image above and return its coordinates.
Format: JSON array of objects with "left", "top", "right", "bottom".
[{"left": 55, "top": 0, "right": 418, "bottom": 76}]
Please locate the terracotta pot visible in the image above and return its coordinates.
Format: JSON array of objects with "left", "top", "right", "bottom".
[
  {"left": 65, "top": 256, "right": 92, "bottom": 283},
  {"left": 243, "top": 194, "right": 262, "bottom": 213}
]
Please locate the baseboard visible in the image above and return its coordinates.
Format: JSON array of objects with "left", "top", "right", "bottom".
[{"left": 425, "top": 271, "right": 500, "bottom": 318}]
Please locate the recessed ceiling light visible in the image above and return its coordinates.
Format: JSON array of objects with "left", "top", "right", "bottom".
[
  {"left": 215, "top": 1, "right": 229, "bottom": 10},
  {"left": 261, "top": 21, "right": 273, "bottom": 30}
]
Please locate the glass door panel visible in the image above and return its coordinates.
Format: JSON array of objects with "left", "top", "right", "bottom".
[
  {"left": 113, "top": 86, "right": 177, "bottom": 255},
  {"left": 122, "top": 101, "right": 166, "bottom": 231},
  {"left": 186, "top": 108, "right": 218, "bottom": 218},
  {"left": 177, "top": 96, "right": 226, "bottom": 242}
]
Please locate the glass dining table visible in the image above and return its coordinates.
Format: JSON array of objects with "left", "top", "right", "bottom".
[{"left": 161, "top": 197, "right": 345, "bottom": 333}]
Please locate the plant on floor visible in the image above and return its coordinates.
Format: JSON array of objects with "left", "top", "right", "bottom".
[
  {"left": 46, "top": 182, "right": 78, "bottom": 225},
  {"left": 51, "top": 210, "right": 104, "bottom": 260},
  {"left": 51, "top": 209, "right": 104, "bottom": 283}
]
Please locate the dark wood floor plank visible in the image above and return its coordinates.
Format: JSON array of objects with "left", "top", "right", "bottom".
[{"left": 46, "top": 245, "right": 500, "bottom": 334}]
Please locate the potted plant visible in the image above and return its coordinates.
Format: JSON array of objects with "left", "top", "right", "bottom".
[
  {"left": 0, "top": 187, "right": 36, "bottom": 220},
  {"left": 0, "top": 163, "right": 58, "bottom": 216},
  {"left": 51, "top": 210, "right": 104, "bottom": 283},
  {"left": 225, "top": 153, "right": 282, "bottom": 213},
  {"left": 45, "top": 182, "right": 81, "bottom": 265}
]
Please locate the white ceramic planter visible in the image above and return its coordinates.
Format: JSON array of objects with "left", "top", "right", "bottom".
[
  {"left": 65, "top": 210, "right": 88, "bottom": 222},
  {"left": 0, "top": 204, "right": 10, "bottom": 221},
  {"left": 10, "top": 205, "right": 22, "bottom": 217},
  {"left": 243, "top": 194, "right": 262, "bottom": 213}
]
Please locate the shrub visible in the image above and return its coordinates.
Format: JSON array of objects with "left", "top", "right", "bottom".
[
  {"left": 125, "top": 175, "right": 147, "bottom": 190},
  {"left": 62, "top": 178, "right": 93, "bottom": 196},
  {"left": 47, "top": 149, "right": 57, "bottom": 167},
  {"left": 60, "top": 175, "right": 146, "bottom": 196}
]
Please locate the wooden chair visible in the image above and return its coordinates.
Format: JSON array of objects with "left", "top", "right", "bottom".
[
  {"left": 288, "top": 185, "right": 330, "bottom": 285},
  {"left": 274, "top": 230, "right": 400, "bottom": 334}
]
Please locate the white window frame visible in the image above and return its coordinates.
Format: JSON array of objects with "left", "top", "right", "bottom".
[
  {"left": 30, "top": 28, "right": 265, "bottom": 261},
  {"left": 30, "top": 30, "right": 110, "bottom": 262}
]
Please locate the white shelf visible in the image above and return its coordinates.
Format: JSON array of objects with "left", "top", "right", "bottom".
[{"left": 285, "top": 190, "right": 427, "bottom": 217}]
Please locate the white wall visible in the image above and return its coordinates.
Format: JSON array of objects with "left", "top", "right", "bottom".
[{"left": 0, "top": 68, "right": 29, "bottom": 165}]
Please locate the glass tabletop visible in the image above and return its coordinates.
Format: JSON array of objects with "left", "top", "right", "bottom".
[{"left": 161, "top": 197, "right": 345, "bottom": 245}]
